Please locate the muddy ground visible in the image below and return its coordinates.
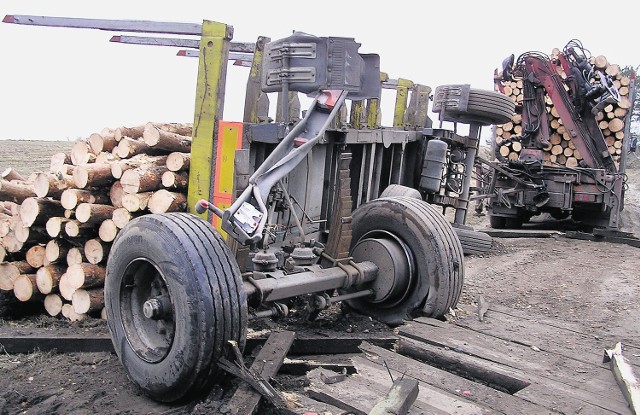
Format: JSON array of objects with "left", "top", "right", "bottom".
[{"left": 1, "top": 141, "right": 640, "bottom": 414}]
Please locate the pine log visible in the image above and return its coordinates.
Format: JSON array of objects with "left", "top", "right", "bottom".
[
  {"left": 100, "top": 307, "right": 107, "bottom": 320},
  {"left": 44, "top": 293, "right": 63, "bottom": 317},
  {"left": 121, "top": 166, "right": 169, "bottom": 194},
  {"left": 60, "top": 188, "right": 109, "bottom": 210},
  {"left": 166, "top": 152, "right": 191, "bottom": 172},
  {"left": 36, "top": 264, "right": 66, "bottom": 294},
  {"left": 2, "top": 231, "right": 22, "bottom": 253},
  {"left": 44, "top": 293, "right": 63, "bottom": 316},
  {"left": 0, "top": 261, "right": 34, "bottom": 290},
  {"left": 148, "top": 190, "right": 188, "bottom": 214},
  {"left": 116, "top": 137, "right": 157, "bottom": 159},
  {"left": 161, "top": 171, "right": 189, "bottom": 190},
  {"left": 66, "top": 263, "right": 106, "bottom": 290},
  {"left": 0, "top": 218, "right": 9, "bottom": 238},
  {"left": 551, "top": 145, "right": 564, "bottom": 156},
  {"left": 594, "top": 55, "right": 608, "bottom": 70},
  {"left": 70, "top": 141, "right": 95, "bottom": 165},
  {"left": 66, "top": 247, "right": 85, "bottom": 266},
  {"left": 84, "top": 238, "right": 110, "bottom": 265},
  {"left": 121, "top": 192, "right": 153, "bottom": 212},
  {"left": 64, "top": 304, "right": 87, "bottom": 322},
  {"left": 72, "top": 288, "right": 104, "bottom": 314},
  {"left": 566, "top": 157, "right": 579, "bottom": 168},
  {"left": 0, "top": 245, "right": 6, "bottom": 263},
  {"left": 511, "top": 142, "right": 522, "bottom": 152},
  {"left": 76, "top": 203, "right": 116, "bottom": 224},
  {"left": 110, "top": 154, "right": 168, "bottom": 179},
  {"left": 1, "top": 168, "right": 25, "bottom": 182},
  {"left": 58, "top": 275, "right": 76, "bottom": 302},
  {"left": 46, "top": 217, "right": 69, "bottom": 239},
  {"left": 34, "top": 172, "right": 74, "bottom": 198},
  {"left": 45, "top": 239, "right": 70, "bottom": 263},
  {"left": 95, "top": 151, "right": 119, "bottom": 165},
  {"left": 26, "top": 245, "right": 47, "bottom": 268},
  {"left": 73, "top": 163, "right": 114, "bottom": 189},
  {"left": 64, "top": 220, "right": 95, "bottom": 239},
  {"left": 114, "top": 125, "right": 146, "bottom": 141},
  {"left": 20, "top": 197, "right": 66, "bottom": 227},
  {"left": 88, "top": 132, "right": 118, "bottom": 154},
  {"left": 608, "top": 118, "right": 624, "bottom": 133},
  {"left": 13, "top": 274, "right": 39, "bottom": 302},
  {"left": 143, "top": 122, "right": 192, "bottom": 152},
  {"left": 14, "top": 224, "right": 48, "bottom": 246},
  {"left": 0, "top": 179, "right": 36, "bottom": 204},
  {"left": 98, "top": 219, "right": 119, "bottom": 242},
  {"left": 64, "top": 209, "right": 74, "bottom": 219},
  {"left": 49, "top": 153, "right": 72, "bottom": 175},
  {"left": 109, "top": 181, "right": 125, "bottom": 208},
  {"left": 112, "top": 208, "right": 133, "bottom": 229}
]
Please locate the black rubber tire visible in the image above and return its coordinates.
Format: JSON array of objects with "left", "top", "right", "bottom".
[
  {"left": 379, "top": 184, "right": 422, "bottom": 199},
  {"left": 347, "top": 196, "right": 464, "bottom": 326},
  {"left": 105, "top": 212, "right": 247, "bottom": 403},
  {"left": 434, "top": 87, "right": 515, "bottom": 125},
  {"left": 489, "top": 215, "right": 507, "bottom": 229},
  {"left": 453, "top": 228, "right": 493, "bottom": 256}
]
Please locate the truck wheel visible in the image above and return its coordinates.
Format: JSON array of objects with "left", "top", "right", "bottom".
[
  {"left": 453, "top": 228, "right": 493, "bottom": 255},
  {"left": 379, "top": 184, "right": 422, "bottom": 199},
  {"left": 105, "top": 213, "right": 246, "bottom": 403},
  {"left": 489, "top": 215, "right": 507, "bottom": 229},
  {"left": 346, "top": 196, "right": 464, "bottom": 326},
  {"left": 433, "top": 86, "right": 516, "bottom": 125}
]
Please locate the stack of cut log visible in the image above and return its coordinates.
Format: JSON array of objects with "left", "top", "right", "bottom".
[
  {"left": 495, "top": 51, "right": 633, "bottom": 167},
  {"left": 0, "top": 122, "right": 192, "bottom": 321}
]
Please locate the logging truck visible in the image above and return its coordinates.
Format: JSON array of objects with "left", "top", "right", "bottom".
[
  {"left": 97, "top": 31, "right": 514, "bottom": 402},
  {"left": 484, "top": 39, "right": 636, "bottom": 230}
]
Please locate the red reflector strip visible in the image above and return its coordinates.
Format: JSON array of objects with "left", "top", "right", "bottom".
[
  {"left": 110, "top": 35, "right": 121, "bottom": 42},
  {"left": 3, "top": 15, "right": 16, "bottom": 23},
  {"left": 294, "top": 137, "right": 309, "bottom": 147},
  {"left": 574, "top": 194, "right": 597, "bottom": 202},
  {"left": 177, "top": 50, "right": 186, "bottom": 56}
]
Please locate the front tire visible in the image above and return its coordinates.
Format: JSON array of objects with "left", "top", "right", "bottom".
[
  {"left": 105, "top": 213, "right": 247, "bottom": 403},
  {"left": 346, "top": 197, "right": 464, "bottom": 326}
]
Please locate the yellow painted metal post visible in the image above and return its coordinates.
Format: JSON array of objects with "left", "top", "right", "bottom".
[
  {"left": 187, "top": 20, "right": 232, "bottom": 219},
  {"left": 393, "top": 78, "right": 414, "bottom": 128},
  {"left": 243, "top": 36, "right": 270, "bottom": 124},
  {"left": 367, "top": 72, "right": 388, "bottom": 129}
]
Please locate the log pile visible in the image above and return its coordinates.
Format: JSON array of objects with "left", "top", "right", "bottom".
[
  {"left": 494, "top": 51, "right": 632, "bottom": 167},
  {"left": 0, "top": 122, "right": 192, "bottom": 321}
]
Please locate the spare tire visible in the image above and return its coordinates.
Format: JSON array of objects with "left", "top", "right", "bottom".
[
  {"left": 379, "top": 184, "right": 422, "bottom": 199},
  {"left": 433, "top": 86, "right": 516, "bottom": 126},
  {"left": 453, "top": 228, "right": 493, "bottom": 255}
]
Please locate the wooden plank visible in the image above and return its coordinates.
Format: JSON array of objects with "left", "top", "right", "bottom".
[
  {"left": 360, "top": 343, "right": 555, "bottom": 415},
  {"left": 478, "top": 228, "right": 561, "bottom": 238},
  {"left": 247, "top": 332, "right": 397, "bottom": 355},
  {"left": 226, "top": 330, "right": 295, "bottom": 415},
  {"left": 306, "top": 363, "right": 479, "bottom": 415},
  {"left": 0, "top": 334, "right": 113, "bottom": 353},
  {"left": 400, "top": 319, "right": 628, "bottom": 413},
  {"left": 455, "top": 305, "right": 639, "bottom": 364},
  {"left": 283, "top": 391, "right": 348, "bottom": 415},
  {"left": 369, "top": 377, "right": 419, "bottom": 415},
  {"left": 281, "top": 353, "right": 357, "bottom": 375},
  {"left": 0, "top": 328, "right": 394, "bottom": 355}
]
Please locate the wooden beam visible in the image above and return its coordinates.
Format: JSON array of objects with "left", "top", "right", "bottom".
[
  {"left": 0, "top": 334, "right": 113, "bottom": 353},
  {"left": 225, "top": 330, "right": 295, "bottom": 415},
  {"left": 369, "top": 377, "right": 419, "bottom": 415},
  {"left": 603, "top": 342, "right": 640, "bottom": 414}
]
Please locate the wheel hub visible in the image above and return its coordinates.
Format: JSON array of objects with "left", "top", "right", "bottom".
[
  {"left": 350, "top": 233, "right": 414, "bottom": 307},
  {"left": 120, "top": 259, "right": 175, "bottom": 363}
]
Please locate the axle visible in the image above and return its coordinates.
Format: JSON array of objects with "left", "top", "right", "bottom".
[{"left": 243, "top": 260, "right": 379, "bottom": 305}]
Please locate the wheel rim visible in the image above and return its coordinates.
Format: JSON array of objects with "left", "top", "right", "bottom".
[
  {"left": 120, "top": 259, "right": 175, "bottom": 363},
  {"left": 350, "top": 230, "right": 416, "bottom": 308}
]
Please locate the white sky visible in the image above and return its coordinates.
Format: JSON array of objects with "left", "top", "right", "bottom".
[{"left": 0, "top": 0, "right": 637, "bottom": 141}]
